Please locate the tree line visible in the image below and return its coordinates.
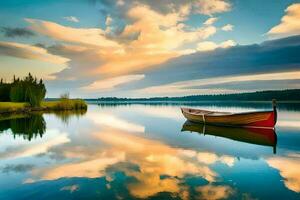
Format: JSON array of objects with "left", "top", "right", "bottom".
[
  {"left": 93, "top": 89, "right": 300, "bottom": 102},
  {"left": 0, "top": 73, "right": 46, "bottom": 107}
]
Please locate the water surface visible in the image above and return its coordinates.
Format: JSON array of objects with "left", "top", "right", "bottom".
[{"left": 0, "top": 102, "right": 300, "bottom": 200}]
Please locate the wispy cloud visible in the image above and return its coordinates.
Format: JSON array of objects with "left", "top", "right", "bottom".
[
  {"left": 136, "top": 71, "right": 300, "bottom": 96},
  {"left": 81, "top": 74, "right": 145, "bottom": 91},
  {"left": 63, "top": 16, "right": 79, "bottom": 23},
  {"left": 0, "top": 41, "right": 69, "bottom": 65},
  {"left": 0, "top": 27, "right": 35, "bottom": 38},
  {"left": 203, "top": 17, "right": 218, "bottom": 25}
]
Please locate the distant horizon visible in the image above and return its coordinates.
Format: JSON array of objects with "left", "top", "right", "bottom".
[{"left": 44, "top": 88, "right": 300, "bottom": 100}]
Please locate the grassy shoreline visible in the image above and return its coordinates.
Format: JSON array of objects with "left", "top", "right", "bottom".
[{"left": 0, "top": 99, "right": 87, "bottom": 114}]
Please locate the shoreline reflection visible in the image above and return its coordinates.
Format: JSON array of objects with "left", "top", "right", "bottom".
[{"left": 0, "top": 109, "right": 86, "bottom": 140}]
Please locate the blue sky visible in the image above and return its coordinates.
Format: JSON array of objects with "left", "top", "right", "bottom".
[{"left": 0, "top": 0, "right": 300, "bottom": 97}]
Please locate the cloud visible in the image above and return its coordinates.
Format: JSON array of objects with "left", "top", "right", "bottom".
[
  {"left": 1, "top": 164, "right": 34, "bottom": 173},
  {"left": 7, "top": 1, "right": 233, "bottom": 96},
  {"left": 197, "top": 152, "right": 235, "bottom": 167},
  {"left": 86, "top": 112, "right": 145, "bottom": 132},
  {"left": 116, "top": 0, "right": 125, "bottom": 6},
  {"left": 98, "top": 0, "right": 231, "bottom": 16},
  {"left": 105, "top": 15, "right": 113, "bottom": 26},
  {"left": 204, "top": 17, "right": 218, "bottom": 25},
  {"left": 60, "top": 185, "right": 80, "bottom": 193},
  {"left": 197, "top": 41, "right": 218, "bottom": 51},
  {"left": 63, "top": 16, "right": 79, "bottom": 23},
  {"left": 197, "top": 39, "right": 236, "bottom": 51},
  {"left": 123, "top": 35, "right": 300, "bottom": 97},
  {"left": 136, "top": 70, "right": 300, "bottom": 96},
  {"left": 219, "top": 39, "right": 236, "bottom": 48},
  {"left": 196, "top": 185, "right": 234, "bottom": 200},
  {"left": 267, "top": 3, "right": 300, "bottom": 38},
  {"left": 0, "top": 27, "right": 35, "bottom": 38},
  {"left": 0, "top": 130, "right": 70, "bottom": 160},
  {"left": 26, "top": 18, "right": 120, "bottom": 48},
  {"left": 0, "top": 41, "right": 69, "bottom": 65},
  {"left": 267, "top": 154, "right": 300, "bottom": 193},
  {"left": 81, "top": 74, "right": 145, "bottom": 91},
  {"left": 27, "top": 3, "right": 218, "bottom": 82},
  {"left": 193, "top": 0, "right": 231, "bottom": 15},
  {"left": 221, "top": 24, "right": 233, "bottom": 31}
]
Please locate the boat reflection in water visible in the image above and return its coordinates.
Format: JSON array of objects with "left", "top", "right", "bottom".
[{"left": 181, "top": 121, "right": 277, "bottom": 154}]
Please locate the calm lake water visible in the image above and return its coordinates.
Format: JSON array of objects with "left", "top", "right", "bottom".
[{"left": 1, "top": 102, "right": 300, "bottom": 200}]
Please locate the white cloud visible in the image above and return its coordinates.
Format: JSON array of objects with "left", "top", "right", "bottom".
[
  {"left": 105, "top": 15, "right": 113, "bottom": 26},
  {"left": 204, "top": 17, "right": 218, "bottom": 25},
  {"left": 267, "top": 3, "right": 300, "bottom": 38},
  {"left": 63, "top": 16, "right": 79, "bottom": 23},
  {"left": 221, "top": 24, "right": 233, "bottom": 31}
]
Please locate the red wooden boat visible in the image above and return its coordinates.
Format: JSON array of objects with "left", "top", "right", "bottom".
[{"left": 181, "top": 100, "right": 277, "bottom": 129}]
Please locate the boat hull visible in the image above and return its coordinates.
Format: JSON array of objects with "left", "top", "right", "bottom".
[{"left": 181, "top": 107, "right": 276, "bottom": 128}]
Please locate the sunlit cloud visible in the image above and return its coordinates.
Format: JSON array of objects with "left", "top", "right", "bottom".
[
  {"left": 41, "top": 155, "right": 125, "bottom": 181},
  {"left": 197, "top": 39, "right": 236, "bottom": 51},
  {"left": 193, "top": 0, "right": 231, "bottom": 15},
  {"left": 26, "top": 18, "right": 120, "bottom": 48},
  {"left": 221, "top": 24, "right": 233, "bottom": 31},
  {"left": 196, "top": 185, "right": 234, "bottom": 200},
  {"left": 267, "top": 154, "right": 300, "bottom": 193},
  {"left": 267, "top": 3, "right": 300, "bottom": 38},
  {"left": 25, "top": 2, "right": 219, "bottom": 78},
  {"left": 25, "top": 127, "right": 238, "bottom": 198},
  {"left": 197, "top": 152, "right": 235, "bottom": 167},
  {"left": 204, "top": 17, "right": 218, "bottom": 25}
]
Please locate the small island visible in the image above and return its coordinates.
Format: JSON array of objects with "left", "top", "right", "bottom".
[{"left": 0, "top": 73, "right": 87, "bottom": 114}]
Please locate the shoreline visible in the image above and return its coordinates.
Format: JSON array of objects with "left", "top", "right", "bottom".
[{"left": 0, "top": 100, "right": 87, "bottom": 115}]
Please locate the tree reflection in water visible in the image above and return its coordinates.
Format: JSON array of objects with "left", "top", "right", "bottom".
[{"left": 0, "top": 109, "right": 87, "bottom": 140}]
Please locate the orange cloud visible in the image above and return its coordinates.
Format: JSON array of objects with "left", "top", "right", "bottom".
[
  {"left": 26, "top": 18, "right": 120, "bottom": 48},
  {"left": 196, "top": 185, "right": 234, "bottom": 200},
  {"left": 267, "top": 154, "right": 300, "bottom": 193},
  {"left": 267, "top": 3, "right": 300, "bottom": 38},
  {"left": 25, "top": 3, "right": 218, "bottom": 78},
  {"left": 27, "top": 126, "right": 237, "bottom": 198}
]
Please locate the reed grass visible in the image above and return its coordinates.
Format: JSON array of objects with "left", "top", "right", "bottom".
[
  {"left": 0, "top": 99, "right": 87, "bottom": 114},
  {"left": 0, "top": 102, "right": 30, "bottom": 113},
  {"left": 41, "top": 99, "right": 87, "bottom": 110}
]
